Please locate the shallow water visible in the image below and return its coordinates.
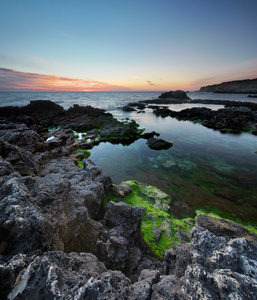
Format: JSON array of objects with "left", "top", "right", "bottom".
[
  {"left": 90, "top": 108, "right": 257, "bottom": 222},
  {"left": 1, "top": 91, "right": 257, "bottom": 222}
]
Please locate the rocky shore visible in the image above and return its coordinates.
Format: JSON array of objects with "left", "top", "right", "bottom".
[
  {"left": 121, "top": 90, "right": 257, "bottom": 134},
  {"left": 151, "top": 100, "right": 257, "bottom": 134},
  {"left": 1, "top": 100, "right": 257, "bottom": 299}
]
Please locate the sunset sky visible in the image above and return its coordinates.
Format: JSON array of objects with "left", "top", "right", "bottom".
[{"left": 0, "top": 0, "right": 257, "bottom": 92}]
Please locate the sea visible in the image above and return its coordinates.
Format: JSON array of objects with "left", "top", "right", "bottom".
[{"left": 1, "top": 91, "right": 257, "bottom": 223}]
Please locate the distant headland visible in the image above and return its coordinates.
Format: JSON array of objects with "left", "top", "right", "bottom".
[{"left": 200, "top": 78, "right": 257, "bottom": 94}]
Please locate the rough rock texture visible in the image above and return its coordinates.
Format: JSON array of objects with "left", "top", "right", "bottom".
[
  {"left": 2, "top": 225, "right": 257, "bottom": 299},
  {"left": 180, "top": 227, "right": 257, "bottom": 299},
  {"left": 1, "top": 100, "right": 257, "bottom": 299},
  {"left": 197, "top": 214, "right": 257, "bottom": 243},
  {"left": 200, "top": 78, "right": 257, "bottom": 93}
]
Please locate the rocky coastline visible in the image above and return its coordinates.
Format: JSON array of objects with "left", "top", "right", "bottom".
[
  {"left": 151, "top": 100, "right": 257, "bottom": 134},
  {"left": 1, "top": 100, "right": 257, "bottom": 299},
  {"left": 121, "top": 90, "right": 257, "bottom": 134},
  {"left": 200, "top": 78, "right": 257, "bottom": 94}
]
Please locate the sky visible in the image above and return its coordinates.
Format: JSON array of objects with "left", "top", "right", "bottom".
[{"left": 0, "top": 0, "right": 257, "bottom": 92}]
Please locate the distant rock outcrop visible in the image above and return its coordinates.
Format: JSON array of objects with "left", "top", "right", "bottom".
[
  {"left": 200, "top": 78, "right": 257, "bottom": 94},
  {"left": 158, "top": 90, "right": 190, "bottom": 100}
]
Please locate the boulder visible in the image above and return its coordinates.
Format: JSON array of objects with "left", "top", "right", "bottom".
[
  {"left": 146, "top": 137, "right": 173, "bottom": 150},
  {"left": 158, "top": 90, "right": 190, "bottom": 100}
]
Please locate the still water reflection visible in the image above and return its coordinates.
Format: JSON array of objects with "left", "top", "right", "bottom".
[{"left": 90, "top": 108, "right": 257, "bottom": 222}]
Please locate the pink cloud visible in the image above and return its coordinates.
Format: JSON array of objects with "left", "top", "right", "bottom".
[{"left": 0, "top": 68, "right": 130, "bottom": 92}]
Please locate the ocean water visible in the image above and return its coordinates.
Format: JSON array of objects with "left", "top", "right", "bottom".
[
  {"left": 0, "top": 91, "right": 256, "bottom": 111},
  {"left": 1, "top": 91, "right": 257, "bottom": 222}
]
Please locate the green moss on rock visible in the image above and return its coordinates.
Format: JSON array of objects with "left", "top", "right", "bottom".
[
  {"left": 75, "top": 150, "right": 91, "bottom": 167},
  {"left": 122, "top": 180, "right": 193, "bottom": 258},
  {"left": 196, "top": 207, "right": 257, "bottom": 236},
  {"left": 105, "top": 181, "right": 257, "bottom": 258}
]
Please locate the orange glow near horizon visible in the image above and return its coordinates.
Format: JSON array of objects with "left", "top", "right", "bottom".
[
  {"left": 2, "top": 68, "right": 255, "bottom": 92},
  {"left": 0, "top": 68, "right": 131, "bottom": 92}
]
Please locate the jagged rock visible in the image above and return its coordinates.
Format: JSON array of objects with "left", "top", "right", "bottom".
[
  {"left": 104, "top": 201, "right": 144, "bottom": 270},
  {"left": 1, "top": 251, "right": 107, "bottom": 300},
  {"left": 1, "top": 100, "right": 257, "bottom": 299},
  {"left": 164, "top": 243, "right": 191, "bottom": 278},
  {"left": 151, "top": 275, "right": 182, "bottom": 299},
  {"left": 0, "top": 138, "right": 39, "bottom": 175},
  {"left": 180, "top": 227, "right": 257, "bottom": 299},
  {"left": 146, "top": 137, "right": 173, "bottom": 150},
  {"left": 0, "top": 157, "right": 112, "bottom": 256}
]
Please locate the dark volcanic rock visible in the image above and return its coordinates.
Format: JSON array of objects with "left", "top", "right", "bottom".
[
  {"left": 147, "top": 137, "right": 173, "bottom": 150},
  {"left": 1, "top": 100, "right": 257, "bottom": 299},
  {"left": 204, "top": 107, "right": 257, "bottom": 132},
  {"left": 176, "top": 107, "right": 215, "bottom": 121},
  {"left": 22, "top": 100, "right": 64, "bottom": 116},
  {"left": 0, "top": 157, "right": 112, "bottom": 256},
  {"left": 180, "top": 227, "right": 257, "bottom": 299}
]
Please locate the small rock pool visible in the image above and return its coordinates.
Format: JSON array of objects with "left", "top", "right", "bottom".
[{"left": 89, "top": 107, "right": 257, "bottom": 223}]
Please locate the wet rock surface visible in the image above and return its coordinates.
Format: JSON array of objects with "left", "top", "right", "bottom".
[
  {"left": 1, "top": 100, "right": 257, "bottom": 299},
  {"left": 151, "top": 100, "right": 257, "bottom": 133},
  {"left": 146, "top": 137, "right": 173, "bottom": 150}
]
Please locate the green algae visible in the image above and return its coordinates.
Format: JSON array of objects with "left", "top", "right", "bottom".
[
  {"left": 118, "top": 180, "right": 194, "bottom": 258},
  {"left": 196, "top": 206, "right": 257, "bottom": 235},
  {"left": 74, "top": 150, "right": 91, "bottom": 167},
  {"left": 104, "top": 180, "right": 257, "bottom": 258}
]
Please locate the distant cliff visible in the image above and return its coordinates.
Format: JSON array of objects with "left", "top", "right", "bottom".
[{"left": 200, "top": 78, "right": 257, "bottom": 94}]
